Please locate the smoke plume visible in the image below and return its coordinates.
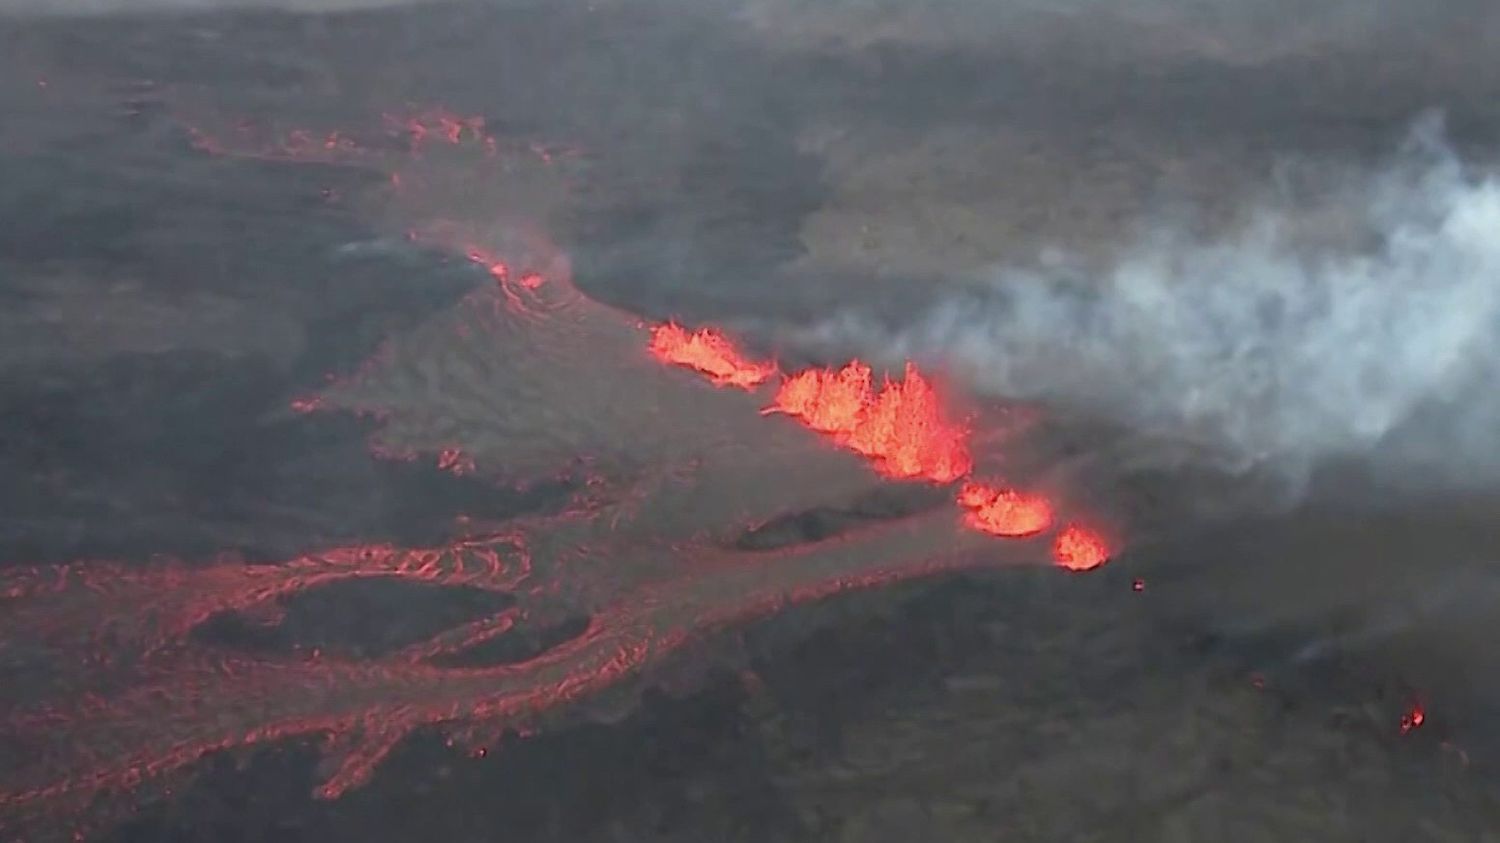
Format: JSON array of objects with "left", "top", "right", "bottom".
[{"left": 799, "top": 114, "right": 1500, "bottom": 490}]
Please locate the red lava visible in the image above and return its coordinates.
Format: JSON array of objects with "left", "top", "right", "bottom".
[
  {"left": 766, "top": 360, "right": 971, "bottom": 484},
  {"left": 650, "top": 325, "right": 1112, "bottom": 561},
  {"left": 465, "top": 246, "right": 510, "bottom": 282},
  {"left": 1401, "top": 701, "right": 1426, "bottom": 735},
  {"left": 1051, "top": 524, "right": 1112, "bottom": 571},
  {"left": 437, "top": 447, "right": 476, "bottom": 476},
  {"left": 178, "top": 105, "right": 540, "bottom": 170},
  {"left": 458, "top": 242, "right": 553, "bottom": 319},
  {"left": 385, "top": 107, "right": 498, "bottom": 156},
  {"left": 0, "top": 106, "right": 1127, "bottom": 839},
  {"left": 956, "top": 481, "right": 1053, "bottom": 537},
  {"left": 647, "top": 322, "right": 777, "bottom": 390}
]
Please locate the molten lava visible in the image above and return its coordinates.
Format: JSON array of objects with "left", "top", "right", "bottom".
[
  {"left": 1051, "top": 524, "right": 1112, "bottom": 571},
  {"left": 767, "top": 361, "right": 971, "bottom": 483},
  {"left": 647, "top": 322, "right": 776, "bottom": 390},
  {"left": 0, "top": 103, "right": 1133, "bottom": 842},
  {"left": 437, "top": 447, "right": 476, "bottom": 476},
  {"left": 957, "top": 482, "right": 1053, "bottom": 537},
  {"left": 771, "top": 361, "right": 873, "bottom": 433},
  {"left": 465, "top": 246, "right": 509, "bottom": 282},
  {"left": 1401, "top": 701, "right": 1426, "bottom": 735},
  {"left": 386, "top": 107, "right": 499, "bottom": 156},
  {"left": 645, "top": 331, "right": 1109, "bottom": 561}
]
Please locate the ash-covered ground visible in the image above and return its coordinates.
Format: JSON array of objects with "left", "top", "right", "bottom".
[{"left": 3, "top": 1, "right": 1500, "bottom": 840}]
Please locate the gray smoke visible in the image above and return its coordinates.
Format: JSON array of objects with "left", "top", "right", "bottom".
[{"left": 800, "top": 114, "right": 1500, "bottom": 488}]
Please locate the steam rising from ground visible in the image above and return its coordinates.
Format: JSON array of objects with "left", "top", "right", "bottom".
[{"left": 800, "top": 115, "right": 1500, "bottom": 489}]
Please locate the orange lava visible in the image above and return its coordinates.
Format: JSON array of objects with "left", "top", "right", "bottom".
[
  {"left": 767, "top": 361, "right": 971, "bottom": 483},
  {"left": 771, "top": 362, "right": 869, "bottom": 438},
  {"left": 457, "top": 242, "right": 552, "bottom": 319},
  {"left": 1051, "top": 524, "right": 1112, "bottom": 571},
  {"left": 641, "top": 332, "right": 1110, "bottom": 558},
  {"left": 647, "top": 322, "right": 777, "bottom": 390},
  {"left": 384, "top": 107, "right": 497, "bottom": 156},
  {"left": 465, "top": 246, "right": 509, "bottom": 282},
  {"left": 437, "top": 447, "right": 476, "bottom": 476},
  {"left": 957, "top": 482, "right": 1053, "bottom": 537},
  {"left": 1401, "top": 701, "right": 1426, "bottom": 734},
  {"left": 1, "top": 99, "right": 1145, "bottom": 843}
]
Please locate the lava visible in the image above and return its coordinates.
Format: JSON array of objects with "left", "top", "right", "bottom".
[
  {"left": 771, "top": 361, "right": 873, "bottom": 433},
  {"left": 184, "top": 121, "right": 363, "bottom": 164},
  {"left": 437, "top": 447, "right": 476, "bottom": 476},
  {"left": 647, "top": 322, "right": 777, "bottom": 389},
  {"left": 465, "top": 246, "right": 510, "bottom": 282},
  {"left": 1401, "top": 701, "right": 1426, "bottom": 735},
  {"left": 0, "top": 105, "right": 1125, "bottom": 841},
  {"left": 176, "top": 104, "right": 557, "bottom": 173},
  {"left": 0, "top": 506, "right": 1025, "bottom": 840},
  {"left": 957, "top": 481, "right": 1053, "bottom": 537},
  {"left": 385, "top": 107, "right": 497, "bottom": 156},
  {"left": 767, "top": 361, "right": 971, "bottom": 483},
  {"left": 1051, "top": 524, "right": 1112, "bottom": 571},
  {"left": 462, "top": 243, "right": 552, "bottom": 318}
]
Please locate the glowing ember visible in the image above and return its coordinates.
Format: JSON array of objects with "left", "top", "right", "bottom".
[
  {"left": 1051, "top": 524, "right": 1112, "bottom": 571},
  {"left": 176, "top": 104, "right": 560, "bottom": 174},
  {"left": 456, "top": 242, "right": 554, "bottom": 319},
  {"left": 647, "top": 322, "right": 776, "bottom": 390},
  {"left": 437, "top": 447, "right": 476, "bottom": 476},
  {"left": 956, "top": 482, "right": 1053, "bottom": 537},
  {"left": 466, "top": 247, "right": 509, "bottom": 282},
  {"left": 1401, "top": 701, "right": 1426, "bottom": 734},
  {"left": 767, "top": 361, "right": 970, "bottom": 483},
  {"left": 386, "top": 108, "right": 497, "bottom": 156}
]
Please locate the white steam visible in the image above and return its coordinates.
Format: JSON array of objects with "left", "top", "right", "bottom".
[{"left": 803, "top": 114, "right": 1500, "bottom": 484}]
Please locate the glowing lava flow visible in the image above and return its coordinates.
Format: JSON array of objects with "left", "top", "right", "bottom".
[
  {"left": 956, "top": 482, "right": 1054, "bottom": 537},
  {"left": 1401, "top": 700, "right": 1426, "bottom": 735},
  {"left": 1051, "top": 524, "right": 1112, "bottom": 571},
  {"left": 766, "top": 361, "right": 971, "bottom": 483},
  {"left": 0, "top": 103, "right": 1124, "bottom": 840},
  {"left": 461, "top": 242, "right": 555, "bottom": 319},
  {"left": 182, "top": 106, "right": 510, "bottom": 166},
  {"left": 647, "top": 323, "right": 777, "bottom": 389},
  {"left": 647, "top": 329, "right": 1113, "bottom": 566},
  {"left": 385, "top": 107, "right": 497, "bottom": 156},
  {"left": 764, "top": 360, "right": 1110, "bottom": 565}
]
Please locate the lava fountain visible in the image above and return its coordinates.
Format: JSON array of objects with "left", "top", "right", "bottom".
[
  {"left": 647, "top": 322, "right": 777, "bottom": 389},
  {"left": 765, "top": 360, "right": 971, "bottom": 483},
  {"left": 956, "top": 482, "right": 1055, "bottom": 537}
]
